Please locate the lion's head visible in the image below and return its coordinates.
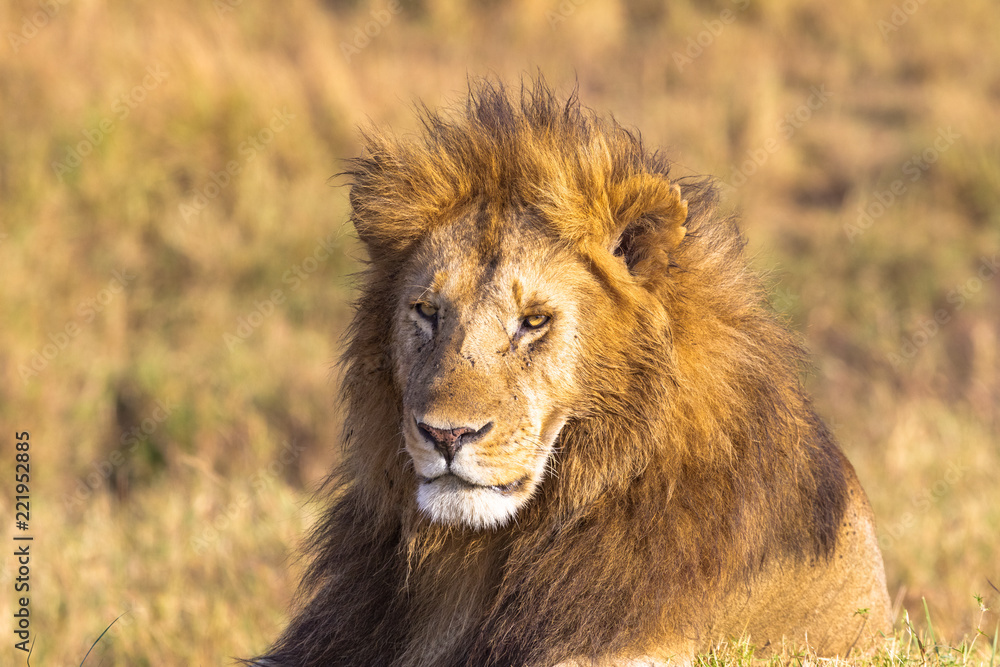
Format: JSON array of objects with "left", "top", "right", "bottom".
[
  {"left": 253, "top": 80, "right": 889, "bottom": 667},
  {"left": 351, "top": 83, "right": 692, "bottom": 532},
  {"left": 391, "top": 188, "right": 686, "bottom": 529}
]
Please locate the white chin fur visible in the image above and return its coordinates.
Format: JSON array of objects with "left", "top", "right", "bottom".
[{"left": 416, "top": 477, "right": 525, "bottom": 530}]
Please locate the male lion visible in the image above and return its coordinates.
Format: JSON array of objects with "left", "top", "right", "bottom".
[{"left": 253, "top": 80, "right": 891, "bottom": 666}]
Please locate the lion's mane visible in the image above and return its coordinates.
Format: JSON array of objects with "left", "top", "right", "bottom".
[{"left": 254, "top": 80, "right": 849, "bottom": 667}]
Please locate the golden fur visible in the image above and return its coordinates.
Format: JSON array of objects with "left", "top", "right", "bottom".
[{"left": 252, "top": 80, "right": 891, "bottom": 666}]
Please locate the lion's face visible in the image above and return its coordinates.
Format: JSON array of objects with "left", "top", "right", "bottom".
[{"left": 392, "top": 211, "right": 603, "bottom": 530}]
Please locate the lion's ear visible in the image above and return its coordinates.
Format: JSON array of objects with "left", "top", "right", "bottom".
[
  {"left": 348, "top": 185, "right": 425, "bottom": 262},
  {"left": 609, "top": 174, "right": 688, "bottom": 273},
  {"left": 346, "top": 136, "right": 437, "bottom": 263}
]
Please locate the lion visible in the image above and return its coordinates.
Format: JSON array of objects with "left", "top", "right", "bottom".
[{"left": 251, "top": 79, "right": 891, "bottom": 666}]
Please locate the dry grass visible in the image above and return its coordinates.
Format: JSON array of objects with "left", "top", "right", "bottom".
[{"left": 0, "top": 0, "right": 997, "bottom": 664}]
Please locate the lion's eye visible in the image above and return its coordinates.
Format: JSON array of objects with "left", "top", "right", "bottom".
[
  {"left": 416, "top": 302, "right": 438, "bottom": 319},
  {"left": 521, "top": 314, "right": 549, "bottom": 330}
]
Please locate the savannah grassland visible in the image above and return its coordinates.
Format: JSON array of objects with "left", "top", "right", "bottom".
[{"left": 0, "top": 0, "right": 998, "bottom": 664}]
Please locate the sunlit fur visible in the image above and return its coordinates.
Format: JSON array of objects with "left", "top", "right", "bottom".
[{"left": 252, "top": 79, "right": 891, "bottom": 667}]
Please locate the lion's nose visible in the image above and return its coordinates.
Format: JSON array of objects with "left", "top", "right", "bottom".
[{"left": 416, "top": 420, "right": 494, "bottom": 465}]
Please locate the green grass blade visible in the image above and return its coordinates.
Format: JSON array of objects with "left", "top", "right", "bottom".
[
  {"left": 79, "top": 613, "right": 127, "bottom": 667},
  {"left": 923, "top": 597, "right": 937, "bottom": 651}
]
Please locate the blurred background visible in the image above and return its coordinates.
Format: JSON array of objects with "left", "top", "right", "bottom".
[{"left": 1, "top": 0, "right": 998, "bottom": 663}]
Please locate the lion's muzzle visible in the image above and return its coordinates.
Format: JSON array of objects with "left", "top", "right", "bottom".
[
  {"left": 415, "top": 419, "right": 495, "bottom": 465},
  {"left": 405, "top": 410, "right": 548, "bottom": 530}
]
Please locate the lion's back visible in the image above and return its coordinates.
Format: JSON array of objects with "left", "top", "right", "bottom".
[{"left": 710, "top": 448, "right": 892, "bottom": 656}]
